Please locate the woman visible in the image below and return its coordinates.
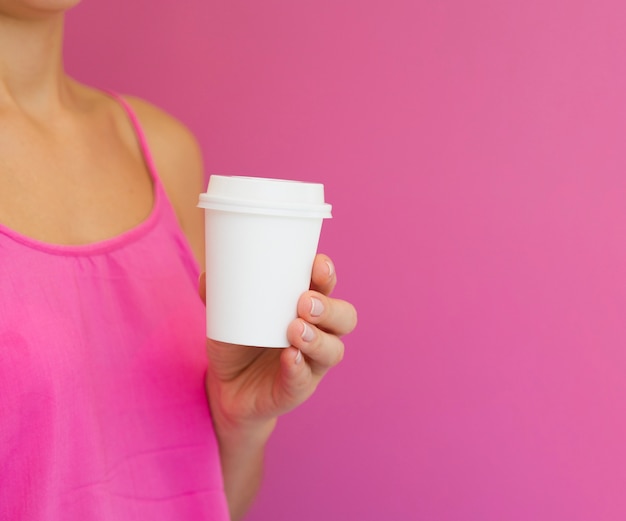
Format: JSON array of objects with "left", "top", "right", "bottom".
[{"left": 0, "top": 1, "right": 357, "bottom": 519}]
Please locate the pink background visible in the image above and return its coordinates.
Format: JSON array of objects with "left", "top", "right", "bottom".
[{"left": 65, "top": 1, "right": 626, "bottom": 519}]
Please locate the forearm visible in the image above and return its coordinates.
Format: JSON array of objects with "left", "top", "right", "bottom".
[
  {"left": 205, "top": 364, "right": 276, "bottom": 521},
  {"left": 214, "top": 418, "right": 277, "bottom": 521}
]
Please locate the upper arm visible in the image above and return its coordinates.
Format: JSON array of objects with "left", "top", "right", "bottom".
[{"left": 122, "top": 95, "right": 206, "bottom": 268}]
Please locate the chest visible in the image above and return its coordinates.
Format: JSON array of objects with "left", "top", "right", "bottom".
[
  {"left": 0, "top": 113, "right": 153, "bottom": 245},
  {"left": 0, "top": 243, "right": 206, "bottom": 415}
]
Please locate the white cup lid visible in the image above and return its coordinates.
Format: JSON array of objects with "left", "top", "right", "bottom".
[{"left": 198, "top": 175, "right": 332, "bottom": 218}]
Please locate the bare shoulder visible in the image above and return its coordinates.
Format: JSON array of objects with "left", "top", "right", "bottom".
[
  {"left": 120, "top": 95, "right": 204, "bottom": 189},
  {"left": 122, "top": 95, "right": 206, "bottom": 266}
]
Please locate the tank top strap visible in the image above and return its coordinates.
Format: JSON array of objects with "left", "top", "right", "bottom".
[
  {"left": 104, "top": 91, "right": 161, "bottom": 185},
  {"left": 103, "top": 90, "right": 202, "bottom": 278}
]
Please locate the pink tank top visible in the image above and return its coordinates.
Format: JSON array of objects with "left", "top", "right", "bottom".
[{"left": 0, "top": 95, "right": 229, "bottom": 520}]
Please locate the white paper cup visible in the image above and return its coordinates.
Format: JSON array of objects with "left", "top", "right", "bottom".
[{"left": 198, "top": 175, "right": 333, "bottom": 347}]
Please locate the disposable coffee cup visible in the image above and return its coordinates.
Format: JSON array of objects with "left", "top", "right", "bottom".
[{"left": 198, "top": 175, "right": 333, "bottom": 347}]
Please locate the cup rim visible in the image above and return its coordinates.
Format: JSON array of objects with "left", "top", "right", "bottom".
[{"left": 198, "top": 193, "right": 332, "bottom": 218}]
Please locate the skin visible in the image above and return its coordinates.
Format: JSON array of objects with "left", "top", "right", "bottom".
[{"left": 0, "top": 2, "right": 358, "bottom": 520}]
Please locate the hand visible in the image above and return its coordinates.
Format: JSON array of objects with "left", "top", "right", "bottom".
[{"left": 200, "top": 254, "right": 357, "bottom": 440}]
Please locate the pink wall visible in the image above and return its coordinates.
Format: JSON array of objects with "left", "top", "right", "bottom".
[{"left": 65, "top": 1, "right": 626, "bottom": 519}]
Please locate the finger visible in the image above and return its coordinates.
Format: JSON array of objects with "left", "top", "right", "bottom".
[
  {"left": 287, "top": 319, "right": 345, "bottom": 375},
  {"left": 297, "top": 290, "right": 358, "bottom": 336},
  {"left": 310, "top": 253, "right": 337, "bottom": 296},
  {"left": 198, "top": 272, "right": 206, "bottom": 304},
  {"left": 277, "top": 346, "right": 316, "bottom": 406}
]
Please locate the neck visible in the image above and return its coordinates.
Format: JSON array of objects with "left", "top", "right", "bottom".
[{"left": 0, "top": 13, "right": 71, "bottom": 111}]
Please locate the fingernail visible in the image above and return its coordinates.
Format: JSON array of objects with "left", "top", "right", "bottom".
[
  {"left": 294, "top": 349, "right": 303, "bottom": 365},
  {"left": 325, "top": 260, "right": 334, "bottom": 279},
  {"left": 301, "top": 322, "right": 315, "bottom": 342},
  {"left": 310, "top": 297, "right": 324, "bottom": 317}
]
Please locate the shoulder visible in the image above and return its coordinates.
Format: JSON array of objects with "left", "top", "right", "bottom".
[
  {"left": 120, "top": 96, "right": 202, "bottom": 166},
  {"left": 120, "top": 95, "right": 204, "bottom": 190},
  {"left": 121, "top": 95, "right": 206, "bottom": 266}
]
